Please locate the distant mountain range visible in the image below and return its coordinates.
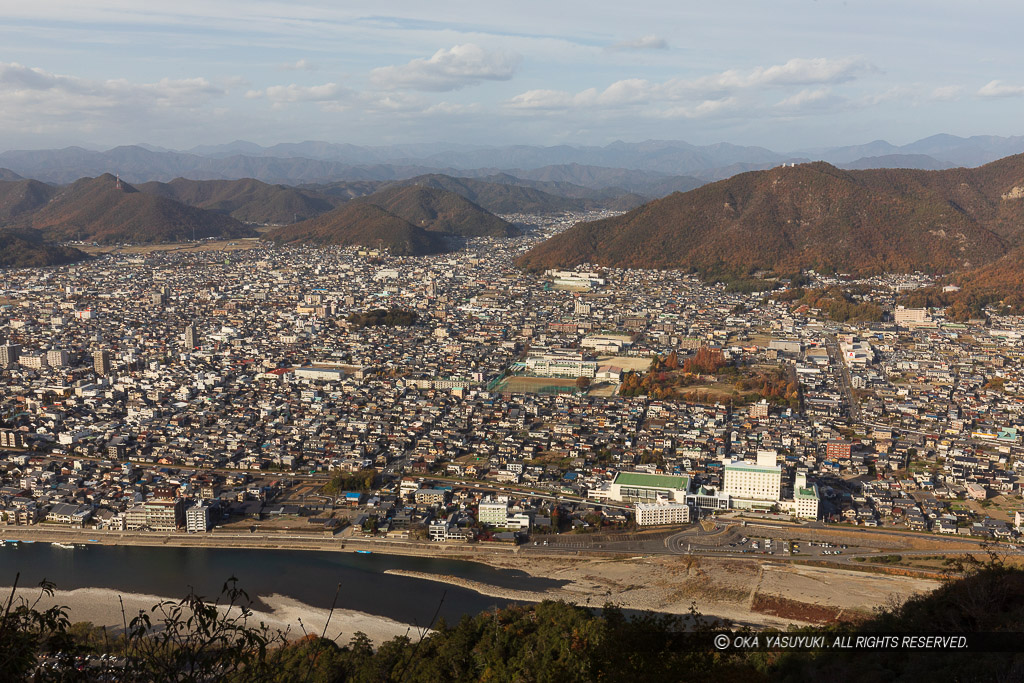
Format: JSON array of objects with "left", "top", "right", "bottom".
[
  {"left": 4, "top": 133, "right": 1024, "bottom": 198},
  {"left": 7, "top": 133, "right": 1024, "bottom": 290},
  {"left": 518, "top": 155, "right": 1024, "bottom": 284}
]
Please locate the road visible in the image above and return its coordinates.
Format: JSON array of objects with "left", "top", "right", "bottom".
[{"left": 824, "top": 334, "right": 860, "bottom": 422}]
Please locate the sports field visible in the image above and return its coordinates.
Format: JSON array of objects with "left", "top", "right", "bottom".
[{"left": 494, "top": 376, "right": 580, "bottom": 395}]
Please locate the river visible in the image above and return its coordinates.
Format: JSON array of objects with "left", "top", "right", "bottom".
[{"left": 0, "top": 542, "right": 564, "bottom": 626}]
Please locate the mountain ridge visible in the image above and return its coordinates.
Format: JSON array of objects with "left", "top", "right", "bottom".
[
  {"left": 0, "top": 228, "right": 89, "bottom": 268},
  {"left": 7, "top": 134, "right": 1024, "bottom": 189},
  {"left": 19, "top": 174, "right": 256, "bottom": 244},
  {"left": 517, "top": 156, "right": 1024, "bottom": 277}
]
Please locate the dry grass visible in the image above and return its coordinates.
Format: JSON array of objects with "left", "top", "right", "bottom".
[
  {"left": 80, "top": 237, "right": 264, "bottom": 255},
  {"left": 751, "top": 594, "right": 858, "bottom": 624}
]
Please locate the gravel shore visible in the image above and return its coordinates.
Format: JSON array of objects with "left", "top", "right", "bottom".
[{"left": 0, "top": 585, "right": 418, "bottom": 646}]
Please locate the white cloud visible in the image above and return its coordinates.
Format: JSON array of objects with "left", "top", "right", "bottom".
[
  {"left": 930, "top": 85, "right": 962, "bottom": 101},
  {"left": 370, "top": 44, "right": 520, "bottom": 92},
  {"left": 653, "top": 97, "right": 741, "bottom": 120},
  {"left": 689, "top": 57, "right": 877, "bottom": 92},
  {"left": 279, "top": 59, "right": 317, "bottom": 71},
  {"left": 0, "top": 62, "right": 223, "bottom": 113},
  {"left": 245, "top": 82, "right": 350, "bottom": 104},
  {"left": 0, "top": 61, "right": 232, "bottom": 144},
  {"left": 774, "top": 88, "right": 847, "bottom": 112},
  {"left": 423, "top": 101, "right": 482, "bottom": 115},
  {"left": 607, "top": 35, "right": 668, "bottom": 51},
  {"left": 977, "top": 80, "right": 1024, "bottom": 97},
  {"left": 508, "top": 56, "right": 877, "bottom": 113}
]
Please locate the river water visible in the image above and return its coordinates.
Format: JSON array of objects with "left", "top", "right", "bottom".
[{"left": 0, "top": 542, "right": 564, "bottom": 626}]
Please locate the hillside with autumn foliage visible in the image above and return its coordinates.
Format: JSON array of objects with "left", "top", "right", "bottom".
[
  {"left": 14, "top": 174, "right": 256, "bottom": 244},
  {"left": 519, "top": 156, "right": 1024, "bottom": 282},
  {"left": 0, "top": 228, "right": 89, "bottom": 268},
  {"left": 266, "top": 201, "right": 452, "bottom": 255}
]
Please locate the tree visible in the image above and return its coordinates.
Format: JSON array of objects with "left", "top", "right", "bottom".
[
  {"left": 575, "top": 377, "right": 591, "bottom": 392},
  {"left": 119, "top": 577, "right": 285, "bottom": 681},
  {"left": 322, "top": 468, "right": 378, "bottom": 495},
  {"left": 0, "top": 576, "right": 72, "bottom": 678}
]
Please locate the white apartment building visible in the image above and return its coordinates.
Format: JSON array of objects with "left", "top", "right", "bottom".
[
  {"left": 186, "top": 502, "right": 212, "bottom": 533},
  {"left": 47, "top": 350, "right": 70, "bottom": 367},
  {"left": 19, "top": 353, "right": 48, "bottom": 370},
  {"left": 794, "top": 485, "right": 820, "bottom": 520},
  {"left": 478, "top": 498, "right": 509, "bottom": 526},
  {"left": 635, "top": 498, "right": 691, "bottom": 526}
]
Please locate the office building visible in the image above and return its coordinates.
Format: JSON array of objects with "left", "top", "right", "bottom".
[{"left": 723, "top": 451, "right": 782, "bottom": 503}]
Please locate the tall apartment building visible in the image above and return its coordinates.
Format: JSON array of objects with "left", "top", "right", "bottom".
[
  {"left": 793, "top": 470, "right": 820, "bottom": 520},
  {"left": 184, "top": 324, "right": 197, "bottom": 350},
  {"left": 749, "top": 399, "right": 770, "bottom": 418},
  {"left": 93, "top": 349, "right": 112, "bottom": 375},
  {"left": 0, "top": 344, "right": 22, "bottom": 368},
  {"left": 186, "top": 501, "right": 212, "bottom": 533},
  {"left": 826, "top": 440, "right": 853, "bottom": 460},
  {"left": 0, "top": 430, "right": 26, "bottom": 448},
  {"left": 894, "top": 306, "right": 930, "bottom": 327},
  {"left": 47, "top": 349, "right": 70, "bottom": 367},
  {"left": 19, "top": 353, "right": 48, "bottom": 370},
  {"left": 145, "top": 499, "right": 184, "bottom": 532}
]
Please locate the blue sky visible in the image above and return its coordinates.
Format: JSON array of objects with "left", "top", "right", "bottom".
[{"left": 1, "top": 1, "right": 1023, "bottom": 151}]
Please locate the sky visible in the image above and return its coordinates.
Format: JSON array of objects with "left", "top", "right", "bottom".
[{"left": 1, "top": 1, "right": 1023, "bottom": 152}]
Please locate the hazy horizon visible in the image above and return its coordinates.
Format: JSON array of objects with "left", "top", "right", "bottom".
[{"left": 3, "top": 2, "right": 1024, "bottom": 152}]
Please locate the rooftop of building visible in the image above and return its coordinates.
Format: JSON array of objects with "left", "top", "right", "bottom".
[
  {"left": 724, "top": 461, "right": 781, "bottom": 474},
  {"left": 613, "top": 472, "right": 689, "bottom": 491}
]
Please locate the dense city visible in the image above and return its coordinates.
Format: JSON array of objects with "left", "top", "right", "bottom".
[{"left": 1, "top": 212, "right": 1023, "bottom": 553}]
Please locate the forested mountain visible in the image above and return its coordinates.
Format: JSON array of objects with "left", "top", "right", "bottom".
[
  {"left": 0, "top": 228, "right": 89, "bottom": 268},
  {"left": 353, "top": 185, "right": 517, "bottom": 237},
  {"left": 266, "top": 201, "right": 451, "bottom": 255},
  {"left": 387, "top": 174, "right": 586, "bottom": 214},
  {"left": 135, "top": 177, "right": 342, "bottom": 224},
  {"left": 17, "top": 174, "right": 256, "bottom": 244},
  {"left": 0, "top": 179, "right": 58, "bottom": 222},
  {"left": 519, "top": 156, "right": 1024, "bottom": 279}
]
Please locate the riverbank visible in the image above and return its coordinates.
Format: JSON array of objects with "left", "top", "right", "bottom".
[
  {"left": 1, "top": 528, "right": 943, "bottom": 630},
  {"left": 387, "top": 554, "right": 942, "bottom": 629},
  {"left": 0, "top": 585, "right": 419, "bottom": 647},
  {"left": 0, "top": 525, "right": 519, "bottom": 559}
]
